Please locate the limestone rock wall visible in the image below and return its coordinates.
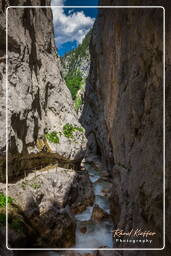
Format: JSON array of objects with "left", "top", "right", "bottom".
[
  {"left": 81, "top": 0, "right": 168, "bottom": 252},
  {"left": 0, "top": 0, "right": 86, "bottom": 181}
]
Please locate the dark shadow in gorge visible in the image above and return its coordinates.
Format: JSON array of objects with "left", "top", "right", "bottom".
[
  {"left": 7, "top": 182, "right": 76, "bottom": 249},
  {"left": 2, "top": 146, "right": 85, "bottom": 184},
  {"left": 79, "top": 5, "right": 165, "bottom": 251},
  {"left": 6, "top": 164, "right": 94, "bottom": 249}
]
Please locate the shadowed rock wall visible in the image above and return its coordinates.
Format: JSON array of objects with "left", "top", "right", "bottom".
[{"left": 81, "top": 0, "right": 169, "bottom": 253}]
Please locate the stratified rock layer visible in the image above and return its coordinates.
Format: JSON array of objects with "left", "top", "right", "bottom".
[{"left": 81, "top": 0, "right": 166, "bottom": 252}]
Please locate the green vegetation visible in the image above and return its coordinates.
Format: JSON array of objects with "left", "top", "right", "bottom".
[
  {"left": 63, "top": 123, "right": 84, "bottom": 139},
  {"left": 45, "top": 131, "right": 60, "bottom": 144},
  {"left": 65, "top": 70, "right": 83, "bottom": 100},
  {"left": 21, "top": 181, "right": 41, "bottom": 190},
  {"left": 61, "top": 30, "right": 91, "bottom": 104},
  {"left": 44, "top": 123, "right": 84, "bottom": 143},
  {"left": 21, "top": 180, "right": 41, "bottom": 190},
  {"left": 0, "top": 212, "right": 24, "bottom": 233},
  {"left": 63, "top": 29, "right": 91, "bottom": 61},
  {"left": 0, "top": 193, "right": 13, "bottom": 208},
  {"left": 30, "top": 182, "right": 41, "bottom": 190},
  {"left": 74, "top": 95, "right": 82, "bottom": 112},
  {"left": 10, "top": 218, "right": 24, "bottom": 232},
  {"left": 0, "top": 213, "right": 6, "bottom": 225}
]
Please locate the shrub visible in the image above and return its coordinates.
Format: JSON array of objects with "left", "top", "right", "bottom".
[
  {"left": 63, "top": 123, "right": 84, "bottom": 139},
  {"left": 11, "top": 218, "right": 24, "bottom": 232},
  {"left": 30, "top": 183, "right": 41, "bottom": 190},
  {"left": 74, "top": 95, "right": 82, "bottom": 112},
  {"left": 65, "top": 71, "right": 83, "bottom": 100},
  {"left": 0, "top": 193, "right": 13, "bottom": 208},
  {"left": 63, "top": 123, "right": 74, "bottom": 138},
  {"left": 0, "top": 212, "right": 24, "bottom": 233},
  {"left": 45, "top": 131, "right": 60, "bottom": 144},
  {"left": 74, "top": 126, "right": 84, "bottom": 133}
]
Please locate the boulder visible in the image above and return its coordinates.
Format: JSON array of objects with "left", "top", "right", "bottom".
[
  {"left": 1, "top": 167, "right": 77, "bottom": 248},
  {"left": 91, "top": 204, "right": 109, "bottom": 222}
]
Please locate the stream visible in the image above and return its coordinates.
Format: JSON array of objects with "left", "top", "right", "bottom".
[
  {"left": 74, "top": 163, "right": 113, "bottom": 250},
  {"left": 16, "top": 162, "right": 114, "bottom": 255}
]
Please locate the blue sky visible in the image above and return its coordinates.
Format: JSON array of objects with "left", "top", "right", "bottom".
[{"left": 51, "top": 0, "right": 98, "bottom": 56}]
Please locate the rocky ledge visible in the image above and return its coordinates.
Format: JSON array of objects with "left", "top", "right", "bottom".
[{"left": 0, "top": 164, "right": 94, "bottom": 248}]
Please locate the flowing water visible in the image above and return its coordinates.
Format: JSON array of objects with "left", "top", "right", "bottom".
[
  {"left": 74, "top": 163, "right": 113, "bottom": 250},
  {"left": 18, "top": 163, "right": 114, "bottom": 255}
]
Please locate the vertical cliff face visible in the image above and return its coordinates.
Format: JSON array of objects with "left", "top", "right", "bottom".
[
  {"left": 0, "top": 0, "right": 90, "bottom": 250},
  {"left": 0, "top": 0, "right": 86, "bottom": 181},
  {"left": 82, "top": 1, "right": 165, "bottom": 250},
  {"left": 61, "top": 29, "right": 91, "bottom": 81},
  {"left": 61, "top": 29, "right": 91, "bottom": 114}
]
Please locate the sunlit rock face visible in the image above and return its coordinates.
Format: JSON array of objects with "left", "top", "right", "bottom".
[
  {"left": 0, "top": 0, "right": 86, "bottom": 181},
  {"left": 81, "top": 0, "right": 168, "bottom": 253},
  {"left": 61, "top": 30, "right": 91, "bottom": 80},
  {"left": 60, "top": 30, "right": 91, "bottom": 116},
  {"left": 0, "top": 162, "right": 94, "bottom": 248}
]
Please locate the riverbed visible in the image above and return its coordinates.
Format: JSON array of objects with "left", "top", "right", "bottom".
[{"left": 16, "top": 162, "right": 114, "bottom": 255}]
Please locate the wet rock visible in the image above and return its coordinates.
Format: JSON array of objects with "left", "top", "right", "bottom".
[
  {"left": 70, "top": 171, "right": 94, "bottom": 214},
  {"left": 101, "top": 170, "right": 110, "bottom": 178},
  {"left": 91, "top": 204, "right": 109, "bottom": 222},
  {"left": 84, "top": 155, "right": 102, "bottom": 170},
  {"left": 80, "top": 226, "right": 87, "bottom": 233},
  {"left": 72, "top": 203, "right": 87, "bottom": 214},
  {"left": 101, "top": 188, "right": 111, "bottom": 198}
]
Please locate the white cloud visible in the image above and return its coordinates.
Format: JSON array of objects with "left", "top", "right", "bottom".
[{"left": 51, "top": 0, "right": 94, "bottom": 48}]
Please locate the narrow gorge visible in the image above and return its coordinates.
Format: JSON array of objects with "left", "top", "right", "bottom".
[{"left": 0, "top": 0, "right": 170, "bottom": 256}]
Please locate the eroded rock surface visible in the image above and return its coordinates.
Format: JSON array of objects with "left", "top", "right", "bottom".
[
  {"left": 0, "top": 0, "right": 86, "bottom": 182},
  {"left": 0, "top": 165, "right": 94, "bottom": 248},
  {"left": 0, "top": 0, "right": 88, "bottom": 250},
  {"left": 81, "top": 0, "right": 166, "bottom": 252}
]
